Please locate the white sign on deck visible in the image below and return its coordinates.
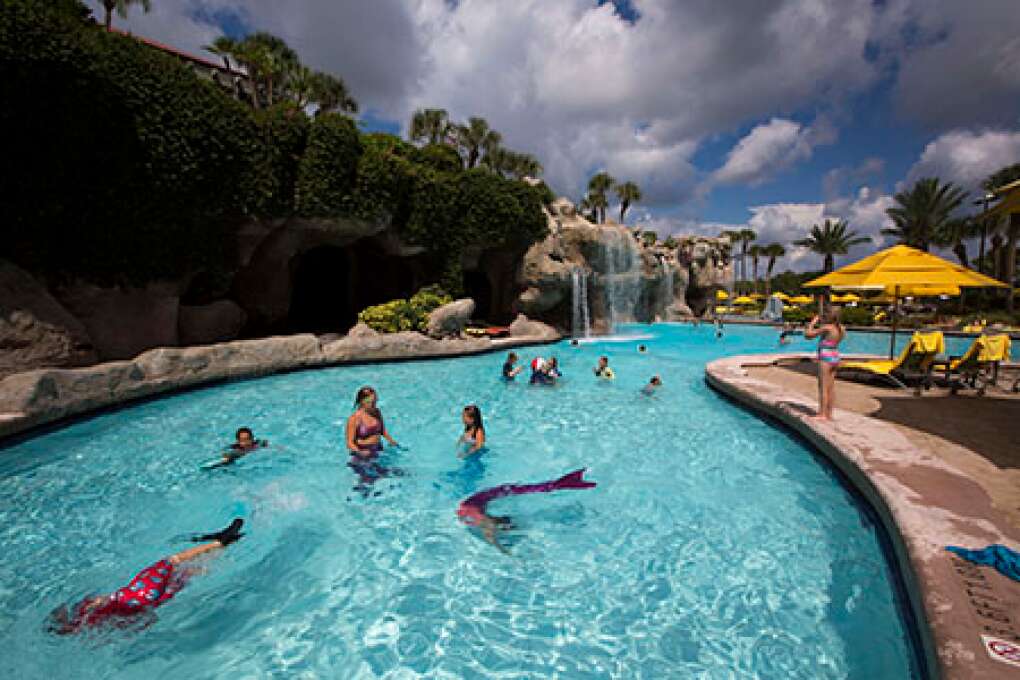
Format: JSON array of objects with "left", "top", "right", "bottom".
[{"left": 982, "top": 635, "right": 1020, "bottom": 669}]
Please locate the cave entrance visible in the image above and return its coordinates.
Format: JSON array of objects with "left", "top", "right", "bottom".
[
  {"left": 463, "top": 270, "right": 492, "bottom": 323},
  {"left": 289, "top": 246, "right": 356, "bottom": 333}
]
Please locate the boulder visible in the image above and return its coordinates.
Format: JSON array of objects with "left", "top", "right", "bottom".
[
  {"left": 347, "top": 322, "right": 379, "bottom": 339},
  {"left": 426, "top": 298, "right": 475, "bottom": 339},
  {"left": 178, "top": 300, "right": 247, "bottom": 346},
  {"left": 55, "top": 281, "right": 181, "bottom": 361},
  {"left": 0, "top": 260, "right": 97, "bottom": 376},
  {"left": 508, "top": 314, "right": 559, "bottom": 340}
]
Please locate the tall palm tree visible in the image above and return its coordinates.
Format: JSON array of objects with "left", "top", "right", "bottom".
[
  {"left": 456, "top": 117, "right": 501, "bottom": 169},
  {"left": 102, "top": 0, "right": 150, "bottom": 30},
  {"left": 310, "top": 72, "right": 357, "bottom": 114},
  {"left": 984, "top": 163, "right": 1020, "bottom": 314},
  {"left": 510, "top": 153, "right": 542, "bottom": 180},
  {"left": 615, "top": 181, "right": 642, "bottom": 223},
  {"left": 588, "top": 191, "right": 609, "bottom": 225},
  {"left": 762, "top": 243, "right": 786, "bottom": 296},
  {"left": 287, "top": 65, "right": 316, "bottom": 108},
  {"left": 244, "top": 32, "right": 299, "bottom": 107},
  {"left": 933, "top": 217, "right": 976, "bottom": 268},
  {"left": 883, "top": 177, "right": 968, "bottom": 252},
  {"left": 737, "top": 229, "right": 756, "bottom": 283},
  {"left": 747, "top": 244, "right": 763, "bottom": 292},
  {"left": 409, "top": 109, "right": 451, "bottom": 146},
  {"left": 794, "top": 219, "right": 869, "bottom": 273},
  {"left": 587, "top": 172, "right": 616, "bottom": 224}
]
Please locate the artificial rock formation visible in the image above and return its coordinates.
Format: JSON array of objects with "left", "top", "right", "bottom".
[
  {"left": 178, "top": 300, "right": 248, "bottom": 346},
  {"left": 0, "top": 260, "right": 97, "bottom": 377},
  {"left": 516, "top": 198, "right": 733, "bottom": 332},
  {"left": 426, "top": 298, "right": 475, "bottom": 339}
]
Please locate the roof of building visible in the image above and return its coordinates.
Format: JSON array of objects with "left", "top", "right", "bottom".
[{"left": 108, "top": 27, "right": 249, "bottom": 79}]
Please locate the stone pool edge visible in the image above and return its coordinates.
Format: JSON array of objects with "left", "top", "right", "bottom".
[
  {"left": 706, "top": 353, "right": 1020, "bottom": 680},
  {"left": 0, "top": 330, "right": 560, "bottom": 443}
]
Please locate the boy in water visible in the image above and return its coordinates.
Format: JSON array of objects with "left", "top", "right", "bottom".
[
  {"left": 594, "top": 356, "right": 614, "bottom": 379},
  {"left": 502, "top": 352, "right": 523, "bottom": 381},
  {"left": 641, "top": 375, "right": 663, "bottom": 395},
  {"left": 220, "top": 427, "right": 267, "bottom": 465}
]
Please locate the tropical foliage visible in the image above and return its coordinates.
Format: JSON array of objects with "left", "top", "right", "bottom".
[
  {"left": 793, "top": 219, "right": 869, "bottom": 272},
  {"left": 357, "top": 285, "right": 453, "bottom": 334},
  {"left": 101, "top": 0, "right": 149, "bottom": 30},
  {"left": 883, "top": 177, "right": 967, "bottom": 252},
  {"left": 616, "top": 181, "right": 642, "bottom": 222}
]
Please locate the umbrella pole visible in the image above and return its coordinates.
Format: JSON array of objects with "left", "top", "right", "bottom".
[{"left": 889, "top": 285, "right": 899, "bottom": 359}]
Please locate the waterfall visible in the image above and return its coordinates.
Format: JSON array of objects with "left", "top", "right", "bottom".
[
  {"left": 571, "top": 267, "right": 592, "bottom": 339},
  {"left": 601, "top": 228, "right": 642, "bottom": 332},
  {"left": 660, "top": 260, "right": 674, "bottom": 318}
]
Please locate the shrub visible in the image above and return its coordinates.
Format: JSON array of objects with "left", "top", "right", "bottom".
[
  {"left": 837, "top": 306, "right": 874, "bottom": 326},
  {"left": 357, "top": 285, "right": 452, "bottom": 333},
  {"left": 413, "top": 143, "right": 463, "bottom": 173},
  {"left": 251, "top": 103, "right": 310, "bottom": 216},
  {"left": 294, "top": 113, "right": 362, "bottom": 217},
  {"left": 782, "top": 308, "right": 814, "bottom": 323},
  {"left": 0, "top": 0, "right": 261, "bottom": 285}
]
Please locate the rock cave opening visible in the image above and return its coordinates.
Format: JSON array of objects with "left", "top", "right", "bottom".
[
  {"left": 462, "top": 270, "right": 493, "bottom": 323},
  {"left": 288, "top": 246, "right": 357, "bottom": 334}
]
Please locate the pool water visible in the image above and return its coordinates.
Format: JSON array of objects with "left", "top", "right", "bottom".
[{"left": 0, "top": 324, "right": 929, "bottom": 678}]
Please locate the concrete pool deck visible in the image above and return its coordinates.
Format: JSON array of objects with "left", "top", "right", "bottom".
[{"left": 706, "top": 354, "right": 1020, "bottom": 679}]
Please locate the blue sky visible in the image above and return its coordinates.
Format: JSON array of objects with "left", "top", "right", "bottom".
[{"left": 92, "top": 0, "right": 1020, "bottom": 271}]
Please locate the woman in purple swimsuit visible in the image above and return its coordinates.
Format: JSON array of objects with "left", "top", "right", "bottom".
[
  {"left": 345, "top": 386, "right": 401, "bottom": 489},
  {"left": 457, "top": 469, "right": 596, "bottom": 553}
]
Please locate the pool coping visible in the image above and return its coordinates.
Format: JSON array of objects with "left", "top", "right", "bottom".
[
  {"left": 705, "top": 353, "right": 1020, "bottom": 680},
  {"left": 0, "top": 331, "right": 560, "bottom": 444}
]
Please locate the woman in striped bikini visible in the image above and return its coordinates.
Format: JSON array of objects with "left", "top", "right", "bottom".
[{"left": 805, "top": 305, "right": 845, "bottom": 421}]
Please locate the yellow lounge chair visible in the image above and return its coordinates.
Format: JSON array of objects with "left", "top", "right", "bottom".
[
  {"left": 936, "top": 334, "right": 1011, "bottom": 396},
  {"left": 839, "top": 331, "right": 945, "bottom": 395}
]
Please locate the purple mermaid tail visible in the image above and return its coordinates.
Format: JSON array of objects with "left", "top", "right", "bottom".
[{"left": 458, "top": 468, "right": 596, "bottom": 520}]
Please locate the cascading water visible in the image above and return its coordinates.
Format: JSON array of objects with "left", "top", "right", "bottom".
[
  {"left": 600, "top": 227, "right": 643, "bottom": 333},
  {"left": 659, "top": 259, "right": 674, "bottom": 319},
  {"left": 571, "top": 267, "right": 592, "bottom": 339}
]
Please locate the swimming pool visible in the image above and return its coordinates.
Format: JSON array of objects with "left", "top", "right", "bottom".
[{"left": 0, "top": 324, "right": 928, "bottom": 678}]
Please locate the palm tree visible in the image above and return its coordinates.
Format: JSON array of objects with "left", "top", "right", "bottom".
[
  {"left": 747, "top": 244, "right": 763, "bottom": 292},
  {"left": 934, "top": 217, "right": 976, "bottom": 268},
  {"left": 762, "top": 243, "right": 786, "bottom": 296},
  {"left": 794, "top": 219, "right": 869, "bottom": 272},
  {"left": 244, "top": 32, "right": 299, "bottom": 107},
  {"left": 579, "top": 196, "right": 596, "bottom": 222},
  {"left": 409, "top": 108, "right": 451, "bottom": 146},
  {"left": 984, "top": 163, "right": 1020, "bottom": 314},
  {"left": 615, "top": 181, "right": 642, "bottom": 223},
  {"left": 287, "top": 65, "right": 316, "bottom": 108},
  {"left": 102, "top": 0, "right": 150, "bottom": 30},
  {"left": 509, "top": 153, "right": 542, "bottom": 179},
  {"left": 310, "top": 72, "right": 357, "bottom": 114},
  {"left": 456, "top": 117, "right": 501, "bottom": 169},
  {"left": 587, "top": 172, "right": 616, "bottom": 224},
  {"left": 883, "top": 177, "right": 968, "bottom": 252},
  {"left": 736, "top": 229, "right": 756, "bottom": 283}
]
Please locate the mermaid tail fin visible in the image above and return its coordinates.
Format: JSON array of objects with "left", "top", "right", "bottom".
[
  {"left": 552, "top": 468, "right": 596, "bottom": 490},
  {"left": 192, "top": 518, "right": 244, "bottom": 546}
]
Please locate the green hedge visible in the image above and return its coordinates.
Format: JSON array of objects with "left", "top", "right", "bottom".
[
  {"left": 838, "top": 306, "right": 874, "bottom": 326},
  {"left": 0, "top": 0, "right": 260, "bottom": 285},
  {"left": 357, "top": 285, "right": 453, "bottom": 333},
  {"left": 252, "top": 103, "right": 310, "bottom": 216},
  {"left": 294, "top": 113, "right": 362, "bottom": 217}
]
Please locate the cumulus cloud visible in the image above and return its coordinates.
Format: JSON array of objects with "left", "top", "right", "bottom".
[
  {"left": 905, "top": 129, "right": 1020, "bottom": 192},
  {"left": 709, "top": 117, "right": 836, "bottom": 188}
]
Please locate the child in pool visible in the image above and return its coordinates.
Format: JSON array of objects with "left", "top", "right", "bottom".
[
  {"left": 219, "top": 427, "right": 268, "bottom": 465},
  {"left": 459, "top": 404, "right": 486, "bottom": 458},
  {"left": 47, "top": 519, "right": 244, "bottom": 634},
  {"left": 594, "top": 356, "right": 614, "bottom": 379},
  {"left": 502, "top": 352, "right": 523, "bottom": 381},
  {"left": 457, "top": 469, "right": 596, "bottom": 553},
  {"left": 641, "top": 375, "right": 663, "bottom": 395}
]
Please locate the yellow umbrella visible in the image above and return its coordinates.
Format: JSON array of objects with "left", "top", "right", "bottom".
[
  {"left": 771, "top": 292, "right": 791, "bottom": 301},
  {"left": 832, "top": 292, "right": 860, "bottom": 303},
  {"left": 804, "top": 244, "right": 1006, "bottom": 356},
  {"left": 715, "top": 289, "right": 729, "bottom": 301},
  {"left": 731, "top": 296, "right": 756, "bottom": 305},
  {"left": 749, "top": 293, "right": 766, "bottom": 300},
  {"left": 788, "top": 295, "right": 813, "bottom": 305}
]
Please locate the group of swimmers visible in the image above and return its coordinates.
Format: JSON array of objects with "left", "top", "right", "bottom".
[{"left": 502, "top": 345, "right": 663, "bottom": 395}]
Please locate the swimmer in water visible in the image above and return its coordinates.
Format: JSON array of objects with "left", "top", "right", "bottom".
[
  {"left": 641, "top": 375, "right": 663, "bottom": 395},
  {"left": 458, "top": 404, "right": 486, "bottom": 458},
  {"left": 345, "top": 386, "right": 402, "bottom": 491},
  {"left": 457, "top": 469, "right": 597, "bottom": 553},
  {"left": 593, "top": 356, "right": 614, "bottom": 379},
  {"left": 217, "top": 427, "right": 268, "bottom": 466},
  {"left": 47, "top": 519, "right": 244, "bottom": 634},
  {"left": 714, "top": 318, "right": 723, "bottom": 339},
  {"left": 778, "top": 323, "right": 799, "bottom": 345},
  {"left": 637, "top": 344, "right": 648, "bottom": 354},
  {"left": 530, "top": 356, "right": 561, "bottom": 385},
  {"left": 502, "top": 352, "right": 523, "bottom": 381}
]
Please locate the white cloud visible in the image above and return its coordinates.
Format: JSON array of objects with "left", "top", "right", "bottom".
[
  {"left": 709, "top": 117, "right": 836, "bottom": 188},
  {"left": 905, "top": 129, "right": 1020, "bottom": 192}
]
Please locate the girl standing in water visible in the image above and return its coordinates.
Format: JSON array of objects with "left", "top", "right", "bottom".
[{"left": 458, "top": 405, "right": 486, "bottom": 458}]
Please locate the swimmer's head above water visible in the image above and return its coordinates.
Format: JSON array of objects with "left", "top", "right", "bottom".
[
  {"left": 462, "top": 404, "right": 483, "bottom": 432},
  {"left": 354, "top": 386, "right": 380, "bottom": 416}
]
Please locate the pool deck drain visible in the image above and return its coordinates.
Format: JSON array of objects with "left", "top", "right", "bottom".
[{"left": 706, "top": 353, "right": 1020, "bottom": 680}]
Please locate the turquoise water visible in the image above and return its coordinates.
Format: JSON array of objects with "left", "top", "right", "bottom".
[{"left": 0, "top": 324, "right": 929, "bottom": 678}]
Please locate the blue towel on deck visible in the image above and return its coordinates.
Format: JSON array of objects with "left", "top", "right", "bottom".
[{"left": 945, "top": 544, "right": 1020, "bottom": 582}]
